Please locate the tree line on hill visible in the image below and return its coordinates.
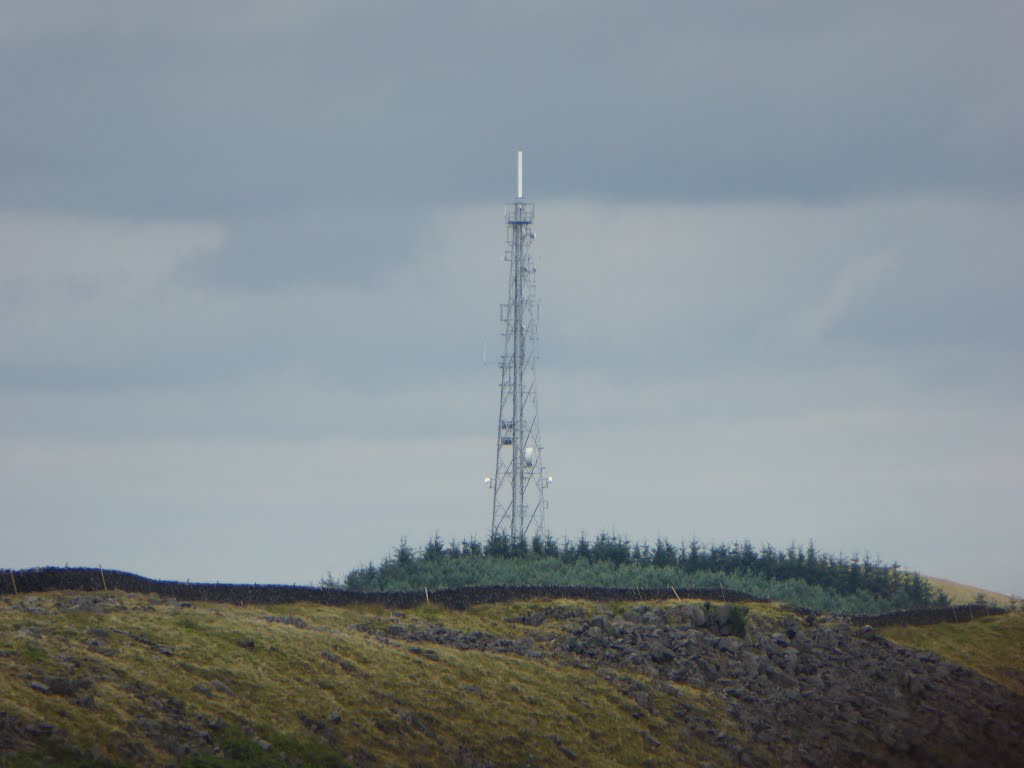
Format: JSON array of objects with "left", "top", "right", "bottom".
[{"left": 331, "top": 532, "right": 949, "bottom": 614}]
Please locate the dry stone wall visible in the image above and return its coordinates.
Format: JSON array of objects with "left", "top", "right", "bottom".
[{"left": 0, "top": 567, "right": 1006, "bottom": 626}]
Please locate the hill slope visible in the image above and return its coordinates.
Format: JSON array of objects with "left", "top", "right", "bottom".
[
  {"left": 1, "top": 591, "right": 1022, "bottom": 767},
  {"left": 923, "top": 575, "right": 1015, "bottom": 607}
]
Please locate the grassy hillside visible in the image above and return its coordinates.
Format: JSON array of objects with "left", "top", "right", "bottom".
[
  {"left": 2, "top": 590, "right": 1022, "bottom": 767},
  {"left": 0, "top": 592, "right": 742, "bottom": 767},
  {"left": 923, "top": 576, "right": 1015, "bottom": 608},
  {"left": 883, "top": 612, "right": 1024, "bottom": 696}
]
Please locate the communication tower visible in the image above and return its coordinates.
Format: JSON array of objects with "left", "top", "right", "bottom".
[{"left": 485, "top": 150, "right": 551, "bottom": 540}]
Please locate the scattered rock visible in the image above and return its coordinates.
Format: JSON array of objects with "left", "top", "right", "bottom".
[
  {"left": 60, "top": 596, "right": 125, "bottom": 613},
  {"left": 714, "top": 605, "right": 733, "bottom": 631},
  {"left": 551, "top": 736, "right": 577, "bottom": 761},
  {"left": 87, "top": 639, "right": 118, "bottom": 657},
  {"left": 358, "top": 621, "right": 533, "bottom": 657},
  {"left": 18, "top": 597, "right": 50, "bottom": 615},
  {"left": 25, "top": 722, "right": 54, "bottom": 737},
  {"left": 555, "top": 605, "right": 1024, "bottom": 767},
  {"left": 780, "top": 649, "right": 799, "bottom": 676},
  {"left": 717, "top": 637, "right": 743, "bottom": 655},
  {"left": 764, "top": 666, "right": 797, "bottom": 688},
  {"left": 40, "top": 675, "right": 90, "bottom": 696},
  {"left": 647, "top": 642, "right": 674, "bottom": 664}
]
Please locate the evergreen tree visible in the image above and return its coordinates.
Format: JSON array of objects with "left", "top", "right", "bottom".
[
  {"left": 652, "top": 538, "right": 677, "bottom": 567},
  {"left": 395, "top": 538, "right": 414, "bottom": 565},
  {"left": 485, "top": 531, "right": 511, "bottom": 558},
  {"left": 575, "top": 533, "right": 592, "bottom": 563},
  {"left": 423, "top": 534, "right": 445, "bottom": 561},
  {"left": 332, "top": 530, "right": 949, "bottom": 611}
]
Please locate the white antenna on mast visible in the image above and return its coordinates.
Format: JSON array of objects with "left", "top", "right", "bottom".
[{"left": 517, "top": 150, "right": 523, "bottom": 199}]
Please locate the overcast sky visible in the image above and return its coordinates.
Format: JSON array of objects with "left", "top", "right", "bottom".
[{"left": 2, "top": 1, "right": 1022, "bottom": 595}]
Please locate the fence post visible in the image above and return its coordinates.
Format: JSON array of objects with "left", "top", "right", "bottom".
[
  {"left": 424, "top": 587, "right": 430, "bottom": 605},
  {"left": 9, "top": 570, "right": 17, "bottom": 596},
  {"left": 670, "top": 586, "right": 682, "bottom": 602},
  {"left": 99, "top": 565, "right": 108, "bottom": 592}
]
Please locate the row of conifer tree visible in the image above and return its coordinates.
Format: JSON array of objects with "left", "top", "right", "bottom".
[{"left": 336, "top": 531, "right": 947, "bottom": 611}]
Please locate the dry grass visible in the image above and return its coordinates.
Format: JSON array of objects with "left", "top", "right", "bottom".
[
  {"left": 924, "top": 575, "right": 1015, "bottom": 607},
  {"left": 0, "top": 592, "right": 745, "bottom": 767}
]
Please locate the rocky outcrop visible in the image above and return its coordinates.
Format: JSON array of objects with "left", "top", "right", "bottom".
[
  {"left": 361, "top": 620, "right": 543, "bottom": 658},
  {"left": 348, "top": 600, "right": 1024, "bottom": 765},
  {"left": 556, "top": 607, "right": 1024, "bottom": 766}
]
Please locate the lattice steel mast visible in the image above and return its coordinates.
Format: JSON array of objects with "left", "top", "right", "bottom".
[{"left": 487, "top": 150, "right": 550, "bottom": 540}]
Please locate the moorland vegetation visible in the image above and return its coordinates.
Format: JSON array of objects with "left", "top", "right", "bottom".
[{"left": 3, "top": 589, "right": 1021, "bottom": 766}]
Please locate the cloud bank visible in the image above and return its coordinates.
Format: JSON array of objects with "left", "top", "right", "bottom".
[{"left": 1, "top": 2, "right": 1021, "bottom": 593}]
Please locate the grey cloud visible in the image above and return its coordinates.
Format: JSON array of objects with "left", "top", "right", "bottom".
[
  {"left": 539, "top": 199, "right": 1024, "bottom": 390},
  {"left": 1, "top": 2, "right": 1022, "bottom": 219},
  {"left": 208, "top": 203, "right": 428, "bottom": 290},
  {"left": 2, "top": 4, "right": 1023, "bottom": 595}
]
